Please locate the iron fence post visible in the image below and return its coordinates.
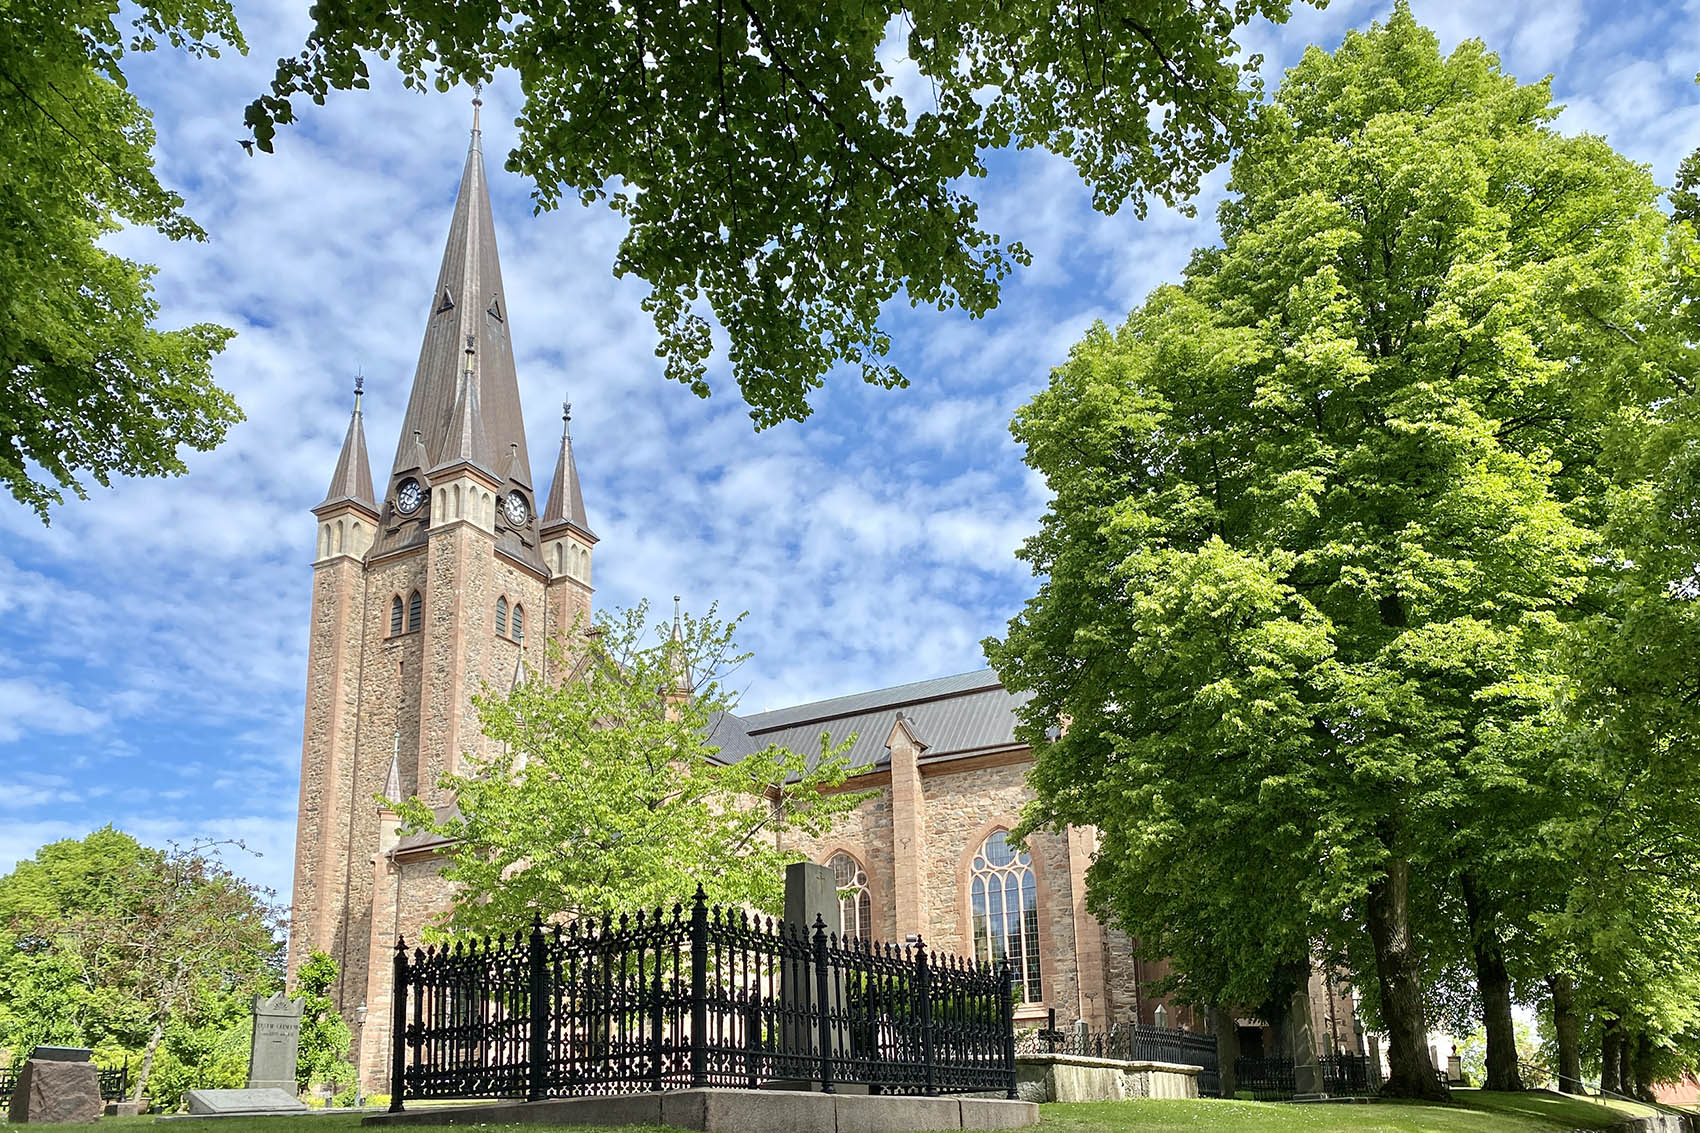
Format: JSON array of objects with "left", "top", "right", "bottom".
[
  {"left": 528, "top": 914, "right": 548, "bottom": 1101},
  {"left": 813, "top": 915, "right": 834, "bottom": 1094},
  {"left": 650, "top": 928, "right": 666, "bottom": 1092},
  {"left": 689, "top": 885, "right": 709, "bottom": 1088},
  {"left": 389, "top": 937, "right": 408, "bottom": 1113},
  {"left": 915, "top": 938, "right": 936, "bottom": 1096},
  {"left": 1001, "top": 961, "right": 1016, "bottom": 1099}
]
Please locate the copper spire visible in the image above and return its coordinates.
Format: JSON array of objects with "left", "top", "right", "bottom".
[
  {"left": 317, "top": 375, "right": 377, "bottom": 512},
  {"left": 540, "top": 395, "right": 594, "bottom": 539},
  {"left": 387, "top": 95, "right": 530, "bottom": 487}
]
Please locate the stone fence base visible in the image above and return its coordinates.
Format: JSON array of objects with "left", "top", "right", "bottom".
[
  {"left": 362, "top": 1089, "right": 1038, "bottom": 1132},
  {"left": 1014, "top": 1053, "right": 1200, "bottom": 1104}
]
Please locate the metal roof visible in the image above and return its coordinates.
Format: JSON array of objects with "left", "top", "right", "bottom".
[{"left": 710, "top": 669, "right": 1033, "bottom": 775}]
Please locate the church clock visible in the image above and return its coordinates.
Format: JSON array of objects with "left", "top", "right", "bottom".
[
  {"left": 396, "top": 477, "right": 424, "bottom": 516},
  {"left": 502, "top": 490, "right": 529, "bottom": 527}
]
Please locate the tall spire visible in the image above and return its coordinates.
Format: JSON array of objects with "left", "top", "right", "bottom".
[
  {"left": 388, "top": 95, "right": 531, "bottom": 487},
  {"left": 318, "top": 375, "right": 376, "bottom": 512},
  {"left": 540, "top": 397, "right": 594, "bottom": 537}
]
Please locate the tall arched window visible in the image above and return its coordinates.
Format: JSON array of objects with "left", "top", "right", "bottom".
[
  {"left": 496, "top": 596, "right": 509, "bottom": 635},
  {"left": 407, "top": 590, "right": 422, "bottom": 633},
  {"left": 390, "top": 596, "right": 404, "bottom": 636},
  {"left": 970, "top": 831, "right": 1041, "bottom": 1002},
  {"left": 511, "top": 603, "right": 524, "bottom": 641},
  {"left": 829, "top": 852, "right": 872, "bottom": 940}
]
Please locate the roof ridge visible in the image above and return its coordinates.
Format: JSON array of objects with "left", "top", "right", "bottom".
[{"left": 737, "top": 668, "right": 1004, "bottom": 732}]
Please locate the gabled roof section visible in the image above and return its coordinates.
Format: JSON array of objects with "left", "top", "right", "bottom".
[
  {"left": 540, "top": 400, "right": 594, "bottom": 539},
  {"left": 388, "top": 101, "right": 531, "bottom": 489},
  {"left": 713, "top": 669, "right": 1033, "bottom": 777},
  {"left": 316, "top": 381, "right": 376, "bottom": 514}
]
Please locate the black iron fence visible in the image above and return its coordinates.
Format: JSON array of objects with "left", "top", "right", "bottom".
[
  {"left": 388, "top": 886, "right": 1016, "bottom": 1110},
  {"left": 1233, "top": 1053, "right": 1381, "bottom": 1100}
]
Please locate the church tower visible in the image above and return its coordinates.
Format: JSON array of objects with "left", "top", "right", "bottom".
[{"left": 288, "top": 100, "right": 595, "bottom": 1087}]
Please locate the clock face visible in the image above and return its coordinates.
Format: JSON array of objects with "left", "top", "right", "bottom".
[
  {"left": 503, "top": 490, "right": 529, "bottom": 527},
  {"left": 396, "top": 478, "right": 424, "bottom": 516}
]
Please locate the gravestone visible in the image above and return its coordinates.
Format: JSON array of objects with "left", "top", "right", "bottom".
[
  {"left": 7, "top": 1047, "right": 101, "bottom": 1124},
  {"left": 247, "top": 991, "right": 304, "bottom": 1094},
  {"left": 774, "top": 862, "right": 863, "bottom": 1092},
  {"left": 1288, "top": 988, "right": 1326, "bottom": 1100},
  {"left": 184, "top": 1088, "right": 309, "bottom": 1116}
]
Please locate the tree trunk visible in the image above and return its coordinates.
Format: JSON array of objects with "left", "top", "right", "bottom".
[
  {"left": 1600, "top": 1018, "right": 1623, "bottom": 1095},
  {"left": 1365, "top": 857, "right": 1448, "bottom": 1100},
  {"left": 1631, "top": 1033, "right": 1657, "bottom": 1102},
  {"left": 1460, "top": 874, "right": 1522, "bottom": 1091},
  {"left": 1210, "top": 1004, "right": 1239, "bottom": 1099},
  {"left": 132, "top": 1017, "right": 166, "bottom": 1105},
  {"left": 1546, "top": 974, "right": 1581, "bottom": 1094}
]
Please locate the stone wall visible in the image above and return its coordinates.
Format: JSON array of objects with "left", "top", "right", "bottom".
[{"left": 1013, "top": 1054, "right": 1199, "bottom": 1103}]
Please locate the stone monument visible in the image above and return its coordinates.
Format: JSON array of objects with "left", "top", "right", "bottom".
[
  {"left": 7, "top": 1046, "right": 101, "bottom": 1124},
  {"left": 248, "top": 990, "right": 304, "bottom": 1094},
  {"left": 1288, "top": 988, "right": 1326, "bottom": 1100},
  {"left": 775, "top": 861, "right": 863, "bottom": 1092}
]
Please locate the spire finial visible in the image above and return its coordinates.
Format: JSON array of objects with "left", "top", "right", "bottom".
[
  {"left": 562, "top": 398, "right": 572, "bottom": 430},
  {"left": 471, "top": 82, "right": 483, "bottom": 135},
  {"left": 353, "top": 369, "right": 364, "bottom": 413}
]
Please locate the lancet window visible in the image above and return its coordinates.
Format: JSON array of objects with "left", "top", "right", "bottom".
[
  {"left": 829, "top": 851, "right": 872, "bottom": 940},
  {"left": 969, "top": 830, "right": 1042, "bottom": 1002}
]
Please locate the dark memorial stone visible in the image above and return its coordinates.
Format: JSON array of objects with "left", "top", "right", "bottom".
[{"left": 8, "top": 1058, "right": 101, "bottom": 1123}]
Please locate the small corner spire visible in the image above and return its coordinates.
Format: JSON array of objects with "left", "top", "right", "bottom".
[
  {"left": 540, "top": 390, "right": 594, "bottom": 540},
  {"left": 317, "top": 372, "right": 377, "bottom": 514},
  {"left": 672, "top": 595, "right": 684, "bottom": 640}
]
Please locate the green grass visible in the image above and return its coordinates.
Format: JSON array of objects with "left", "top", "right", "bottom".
[
  {"left": 7, "top": 1089, "right": 1659, "bottom": 1133},
  {"left": 1032, "top": 1090, "right": 1650, "bottom": 1132}
]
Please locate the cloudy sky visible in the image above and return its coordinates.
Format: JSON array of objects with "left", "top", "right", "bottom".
[{"left": 2, "top": 0, "right": 1696, "bottom": 904}]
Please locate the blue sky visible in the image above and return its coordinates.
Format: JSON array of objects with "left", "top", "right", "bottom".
[{"left": 1, "top": 0, "right": 1696, "bottom": 906}]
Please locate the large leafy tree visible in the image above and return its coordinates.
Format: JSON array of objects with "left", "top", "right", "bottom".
[
  {"left": 0, "top": 828, "right": 284, "bottom": 1104},
  {"left": 987, "top": 4, "right": 1674, "bottom": 1100},
  {"left": 246, "top": 0, "right": 1303, "bottom": 427},
  {"left": 397, "top": 603, "right": 870, "bottom": 932},
  {"left": 2, "top": 0, "right": 243, "bottom": 520}
]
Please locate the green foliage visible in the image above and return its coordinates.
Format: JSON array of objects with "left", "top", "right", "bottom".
[
  {"left": 396, "top": 603, "right": 872, "bottom": 932},
  {"left": 245, "top": 0, "right": 1302, "bottom": 429},
  {"left": 0, "top": 828, "right": 285, "bottom": 1104},
  {"left": 987, "top": 0, "right": 1693, "bottom": 1089},
  {"left": 292, "top": 952, "right": 355, "bottom": 1093},
  {"left": 0, "top": 0, "right": 244, "bottom": 520}
]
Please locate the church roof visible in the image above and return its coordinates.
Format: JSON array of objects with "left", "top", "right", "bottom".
[
  {"left": 540, "top": 402, "right": 594, "bottom": 538},
  {"left": 712, "top": 668, "right": 1032, "bottom": 776},
  {"left": 316, "top": 384, "right": 376, "bottom": 513},
  {"left": 388, "top": 103, "right": 532, "bottom": 492}
]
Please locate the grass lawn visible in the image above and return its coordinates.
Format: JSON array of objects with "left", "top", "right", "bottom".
[
  {"left": 1035, "top": 1089, "right": 1652, "bottom": 1131},
  {"left": 9, "top": 1089, "right": 1660, "bottom": 1133}
]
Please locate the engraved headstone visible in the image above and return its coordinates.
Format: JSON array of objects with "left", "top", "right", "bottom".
[{"left": 247, "top": 991, "right": 304, "bottom": 1094}]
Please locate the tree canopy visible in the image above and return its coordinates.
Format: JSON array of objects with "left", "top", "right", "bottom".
[
  {"left": 0, "top": 828, "right": 284, "bottom": 1106},
  {"left": 2, "top": 0, "right": 243, "bottom": 520},
  {"left": 988, "top": 2, "right": 1698, "bottom": 1099},
  {"left": 246, "top": 0, "right": 1304, "bottom": 428},
  {"left": 396, "top": 603, "right": 870, "bottom": 932}
]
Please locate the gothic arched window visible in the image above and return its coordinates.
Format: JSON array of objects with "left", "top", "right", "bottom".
[
  {"left": 496, "top": 596, "right": 509, "bottom": 635},
  {"left": 828, "top": 852, "right": 872, "bottom": 940},
  {"left": 407, "top": 590, "right": 423, "bottom": 633},
  {"left": 390, "top": 596, "right": 404, "bottom": 636},
  {"left": 511, "top": 603, "right": 524, "bottom": 641},
  {"left": 970, "top": 830, "right": 1042, "bottom": 1002}
]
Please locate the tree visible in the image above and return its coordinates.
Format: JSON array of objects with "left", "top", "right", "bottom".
[
  {"left": 396, "top": 603, "right": 870, "bottom": 932},
  {"left": 0, "top": 828, "right": 285, "bottom": 1104},
  {"left": 291, "top": 952, "right": 355, "bottom": 1095},
  {"left": 245, "top": 0, "right": 1304, "bottom": 429},
  {"left": 986, "top": 4, "right": 1671, "bottom": 1100},
  {"left": 2, "top": 0, "right": 244, "bottom": 520}
]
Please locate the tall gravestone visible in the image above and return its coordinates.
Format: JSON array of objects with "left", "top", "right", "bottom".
[
  {"left": 248, "top": 991, "right": 304, "bottom": 1094},
  {"left": 775, "top": 862, "right": 863, "bottom": 1091},
  {"left": 1289, "top": 988, "right": 1326, "bottom": 1100}
]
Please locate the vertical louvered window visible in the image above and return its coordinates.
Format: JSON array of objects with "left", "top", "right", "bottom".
[
  {"left": 407, "top": 591, "right": 422, "bottom": 633},
  {"left": 496, "top": 597, "right": 508, "bottom": 635},
  {"left": 390, "top": 596, "right": 403, "bottom": 636},
  {"left": 829, "top": 852, "right": 873, "bottom": 940},
  {"left": 511, "top": 604, "right": 524, "bottom": 641},
  {"left": 970, "top": 830, "right": 1042, "bottom": 1003}
]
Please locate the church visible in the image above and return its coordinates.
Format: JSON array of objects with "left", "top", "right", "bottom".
[{"left": 289, "top": 108, "right": 1361, "bottom": 1091}]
